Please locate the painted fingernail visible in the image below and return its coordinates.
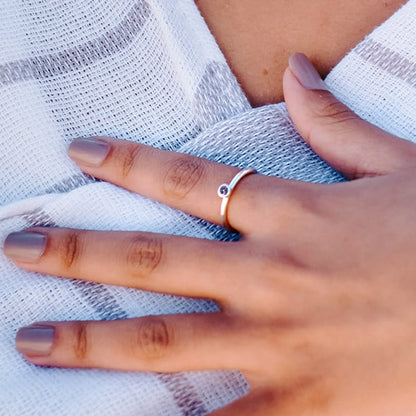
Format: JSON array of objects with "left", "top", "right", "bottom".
[
  {"left": 4, "top": 232, "right": 46, "bottom": 262},
  {"left": 289, "top": 53, "right": 327, "bottom": 90},
  {"left": 16, "top": 325, "right": 55, "bottom": 356},
  {"left": 68, "top": 137, "right": 110, "bottom": 167}
]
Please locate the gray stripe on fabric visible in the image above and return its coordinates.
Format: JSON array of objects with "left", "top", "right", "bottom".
[
  {"left": 0, "top": 1, "right": 151, "bottom": 86},
  {"left": 23, "top": 207, "right": 59, "bottom": 227},
  {"left": 194, "top": 61, "right": 250, "bottom": 130},
  {"left": 355, "top": 38, "right": 416, "bottom": 86},
  {"left": 158, "top": 374, "right": 207, "bottom": 416},
  {"left": 72, "top": 281, "right": 129, "bottom": 320},
  {"left": 43, "top": 174, "right": 95, "bottom": 194}
]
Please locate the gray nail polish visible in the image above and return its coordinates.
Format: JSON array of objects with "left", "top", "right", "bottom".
[
  {"left": 4, "top": 232, "right": 46, "bottom": 262},
  {"left": 16, "top": 325, "right": 55, "bottom": 356},
  {"left": 68, "top": 137, "right": 110, "bottom": 167},
  {"left": 289, "top": 53, "right": 327, "bottom": 90}
]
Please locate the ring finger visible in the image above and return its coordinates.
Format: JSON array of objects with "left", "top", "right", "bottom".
[{"left": 68, "top": 137, "right": 306, "bottom": 233}]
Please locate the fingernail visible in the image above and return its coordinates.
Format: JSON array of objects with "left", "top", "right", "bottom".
[
  {"left": 4, "top": 232, "right": 46, "bottom": 262},
  {"left": 16, "top": 325, "right": 56, "bottom": 356},
  {"left": 68, "top": 137, "right": 110, "bottom": 167},
  {"left": 289, "top": 53, "right": 327, "bottom": 90}
]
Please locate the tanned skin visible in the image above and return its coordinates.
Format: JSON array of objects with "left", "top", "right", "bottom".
[{"left": 195, "top": 0, "right": 407, "bottom": 106}]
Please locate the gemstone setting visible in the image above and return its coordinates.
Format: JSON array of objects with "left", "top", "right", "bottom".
[{"left": 217, "top": 184, "right": 230, "bottom": 198}]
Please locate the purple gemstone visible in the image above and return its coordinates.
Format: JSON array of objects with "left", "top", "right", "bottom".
[{"left": 218, "top": 184, "right": 229, "bottom": 197}]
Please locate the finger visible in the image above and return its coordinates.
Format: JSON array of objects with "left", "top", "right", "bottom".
[
  {"left": 4, "top": 228, "right": 241, "bottom": 300},
  {"left": 208, "top": 389, "right": 279, "bottom": 416},
  {"left": 283, "top": 53, "right": 416, "bottom": 179},
  {"left": 67, "top": 136, "right": 312, "bottom": 233},
  {"left": 15, "top": 313, "right": 244, "bottom": 372},
  {"left": 69, "top": 136, "right": 243, "bottom": 228}
]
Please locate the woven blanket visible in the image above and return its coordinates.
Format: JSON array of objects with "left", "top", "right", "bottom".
[{"left": 1, "top": 0, "right": 416, "bottom": 414}]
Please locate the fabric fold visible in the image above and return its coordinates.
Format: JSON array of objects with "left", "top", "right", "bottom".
[{"left": 1, "top": 0, "right": 416, "bottom": 414}]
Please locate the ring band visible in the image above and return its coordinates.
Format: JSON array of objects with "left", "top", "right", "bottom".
[{"left": 217, "top": 168, "right": 257, "bottom": 232}]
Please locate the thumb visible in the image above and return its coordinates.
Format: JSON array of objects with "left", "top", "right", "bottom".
[{"left": 283, "top": 53, "right": 416, "bottom": 179}]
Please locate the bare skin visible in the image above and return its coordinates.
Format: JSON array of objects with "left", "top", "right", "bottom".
[
  {"left": 196, "top": 0, "right": 407, "bottom": 105},
  {"left": 5, "top": 55, "right": 416, "bottom": 414}
]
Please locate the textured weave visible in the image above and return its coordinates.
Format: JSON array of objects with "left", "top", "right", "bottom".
[{"left": 1, "top": 0, "right": 416, "bottom": 414}]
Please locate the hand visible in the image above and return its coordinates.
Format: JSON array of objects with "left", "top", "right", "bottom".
[{"left": 5, "top": 54, "right": 416, "bottom": 415}]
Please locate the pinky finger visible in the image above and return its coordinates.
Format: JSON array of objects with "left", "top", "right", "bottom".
[{"left": 15, "top": 313, "right": 241, "bottom": 372}]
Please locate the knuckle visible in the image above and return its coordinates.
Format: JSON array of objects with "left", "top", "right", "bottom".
[
  {"left": 71, "top": 322, "right": 89, "bottom": 361},
  {"left": 125, "top": 235, "right": 163, "bottom": 279},
  {"left": 275, "top": 249, "right": 310, "bottom": 273},
  {"left": 113, "top": 142, "right": 143, "bottom": 179},
  {"left": 134, "top": 316, "right": 172, "bottom": 359},
  {"left": 293, "top": 189, "right": 323, "bottom": 218},
  {"left": 274, "top": 378, "right": 332, "bottom": 412},
  {"left": 270, "top": 185, "right": 322, "bottom": 227},
  {"left": 58, "top": 231, "right": 83, "bottom": 271},
  {"left": 163, "top": 156, "right": 205, "bottom": 200},
  {"left": 311, "top": 92, "right": 358, "bottom": 127}
]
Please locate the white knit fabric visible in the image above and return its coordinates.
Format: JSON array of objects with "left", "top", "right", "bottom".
[{"left": 1, "top": 0, "right": 416, "bottom": 414}]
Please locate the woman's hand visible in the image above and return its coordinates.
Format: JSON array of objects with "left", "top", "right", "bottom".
[{"left": 5, "top": 54, "right": 416, "bottom": 415}]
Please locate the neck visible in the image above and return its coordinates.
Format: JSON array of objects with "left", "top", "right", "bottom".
[{"left": 196, "top": 0, "right": 407, "bottom": 106}]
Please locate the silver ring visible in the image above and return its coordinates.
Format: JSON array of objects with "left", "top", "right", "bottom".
[{"left": 217, "top": 168, "right": 257, "bottom": 232}]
